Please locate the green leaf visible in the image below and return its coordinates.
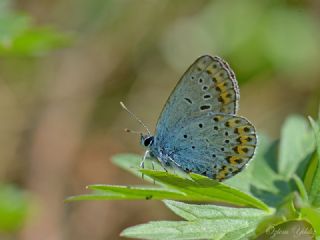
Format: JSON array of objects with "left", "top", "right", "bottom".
[
  {"left": 296, "top": 151, "right": 315, "bottom": 183},
  {"left": 3, "top": 28, "right": 70, "bottom": 56},
  {"left": 300, "top": 207, "right": 320, "bottom": 233},
  {"left": 307, "top": 116, "right": 320, "bottom": 207},
  {"left": 0, "top": 185, "right": 29, "bottom": 232},
  {"left": 116, "top": 154, "right": 270, "bottom": 210},
  {"left": 66, "top": 185, "right": 186, "bottom": 202},
  {"left": 67, "top": 169, "right": 270, "bottom": 211},
  {"left": 278, "top": 115, "right": 314, "bottom": 179},
  {"left": 121, "top": 201, "right": 270, "bottom": 240},
  {"left": 303, "top": 152, "right": 318, "bottom": 194},
  {"left": 0, "top": 4, "right": 70, "bottom": 56},
  {"left": 141, "top": 169, "right": 270, "bottom": 211},
  {"left": 69, "top": 154, "right": 271, "bottom": 210},
  {"left": 161, "top": 200, "right": 270, "bottom": 239},
  {"left": 121, "top": 219, "right": 260, "bottom": 240},
  {"left": 292, "top": 174, "right": 309, "bottom": 202},
  {"left": 164, "top": 200, "right": 270, "bottom": 221},
  {"left": 220, "top": 226, "right": 259, "bottom": 240}
]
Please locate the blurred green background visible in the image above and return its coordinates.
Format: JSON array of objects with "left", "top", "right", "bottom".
[{"left": 0, "top": 0, "right": 320, "bottom": 239}]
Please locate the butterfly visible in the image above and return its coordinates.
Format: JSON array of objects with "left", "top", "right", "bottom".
[{"left": 123, "top": 55, "right": 257, "bottom": 181}]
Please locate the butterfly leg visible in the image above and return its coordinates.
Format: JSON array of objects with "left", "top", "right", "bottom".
[
  {"left": 158, "top": 162, "right": 168, "bottom": 172},
  {"left": 140, "top": 150, "right": 150, "bottom": 180},
  {"left": 150, "top": 160, "right": 157, "bottom": 184},
  {"left": 158, "top": 156, "right": 176, "bottom": 173},
  {"left": 167, "top": 156, "right": 184, "bottom": 176}
]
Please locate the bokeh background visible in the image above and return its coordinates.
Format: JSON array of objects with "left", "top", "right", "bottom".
[{"left": 1, "top": 0, "right": 320, "bottom": 239}]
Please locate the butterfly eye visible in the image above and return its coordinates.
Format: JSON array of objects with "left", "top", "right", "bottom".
[{"left": 143, "top": 136, "right": 154, "bottom": 147}]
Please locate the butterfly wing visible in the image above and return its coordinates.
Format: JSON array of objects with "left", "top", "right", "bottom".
[
  {"left": 155, "top": 55, "right": 240, "bottom": 139},
  {"left": 163, "top": 113, "right": 257, "bottom": 181},
  {"left": 150, "top": 55, "right": 256, "bottom": 180}
]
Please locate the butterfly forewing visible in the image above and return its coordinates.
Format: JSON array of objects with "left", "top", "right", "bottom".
[{"left": 155, "top": 55, "right": 240, "bottom": 139}]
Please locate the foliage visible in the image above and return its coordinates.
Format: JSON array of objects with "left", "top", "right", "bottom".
[
  {"left": 161, "top": 0, "right": 320, "bottom": 81},
  {"left": 0, "top": 185, "right": 29, "bottom": 232},
  {"left": 0, "top": 0, "right": 69, "bottom": 57},
  {"left": 0, "top": 0, "right": 67, "bottom": 236},
  {"left": 67, "top": 112, "right": 320, "bottom": 239}
]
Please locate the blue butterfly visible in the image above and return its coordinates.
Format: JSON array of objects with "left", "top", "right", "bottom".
[{"left": 123, "top": 55, "right": 257, "bottom": 181}]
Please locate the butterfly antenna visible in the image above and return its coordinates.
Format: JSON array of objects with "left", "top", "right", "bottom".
[{"left": 120, "top": 101, "right": 151, "bottom": 135}]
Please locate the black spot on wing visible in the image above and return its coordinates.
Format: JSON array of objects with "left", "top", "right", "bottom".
[
  {"left": 200, "top": 105, "right": 211, "bottom": 110},
  {"left": 184, "top": 98, "right": 192, "bottom": 104}
]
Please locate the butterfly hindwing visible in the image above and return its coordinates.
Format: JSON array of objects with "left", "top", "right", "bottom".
[{"left": 156, "top": 113, "right": 257, "bottom": 181}]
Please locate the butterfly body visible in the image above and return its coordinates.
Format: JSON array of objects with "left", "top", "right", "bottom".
[{"left": 140, "top": 55, "right": 257, "bottom": 181}]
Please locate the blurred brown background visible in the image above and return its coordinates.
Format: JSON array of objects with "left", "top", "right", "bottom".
[{"left": 0, "top": 0, "right": 320, "bottom": 239}]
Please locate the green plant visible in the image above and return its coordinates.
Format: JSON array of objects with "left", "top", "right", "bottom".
[
  {"left": 0, "top": 0, "right": 69, "bottom": 57},
  {"left": 67, "top": 113, "right": 320, "bottom": 239},
  {"left": 0, "top": 185, "right": 30, "bottom": 233}
]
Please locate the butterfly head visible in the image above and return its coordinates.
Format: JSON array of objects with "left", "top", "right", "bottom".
[{"left": 140, "top": 134, "right": 154, "bottom": 147}]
